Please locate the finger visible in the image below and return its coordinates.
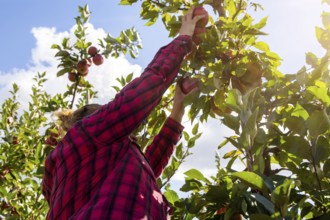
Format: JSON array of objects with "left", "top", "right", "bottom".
[
  {"left": 185, "top": 6, "right": 195, "bottom": 20},
  {"left": 186, "top": 86, "right": 200, "bottom": 95},
  {"left": 192, "top": 14, "right": 205, "bottom": 24}
]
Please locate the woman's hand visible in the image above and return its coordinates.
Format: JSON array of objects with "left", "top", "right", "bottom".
[
  {"left": 169, "top": 78, "right": 199, "bottom": 123},
  {"left": 179, "top": 6, "right": 205, "bottom": 37}
]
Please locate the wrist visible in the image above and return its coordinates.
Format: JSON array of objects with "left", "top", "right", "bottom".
[{"left": 169, "top": 110, "right": 184, "bottom": 123}]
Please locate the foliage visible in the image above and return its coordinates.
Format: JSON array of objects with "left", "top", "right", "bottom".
[
  {"left": 119, "top": 0, "right": 330, "bottom": 219},
  {"left": 1, "top": 0, "right": 330, "bottom": 219}
]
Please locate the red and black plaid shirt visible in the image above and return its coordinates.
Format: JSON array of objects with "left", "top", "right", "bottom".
[{"left": 42, "top": 35, "right": 192, "bottom": 219}]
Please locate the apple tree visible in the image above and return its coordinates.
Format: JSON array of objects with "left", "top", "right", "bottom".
[
  {"left": 120, "top": 0, "right": 330, "bottom": 219},
  {"left": 1, "top": 1, "right": 330, "bottom": 219}
]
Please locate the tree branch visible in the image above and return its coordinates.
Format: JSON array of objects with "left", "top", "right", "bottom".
[{"left": 232, "top": 0, "right": 244, "bottom": 21}]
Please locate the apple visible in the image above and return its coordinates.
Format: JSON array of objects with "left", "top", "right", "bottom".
[
  {"left": 88, "top": 46, "right": 98, "bottom": 56},
  {"left": 12, "top": 136, "right": 19, "bottom": 145},
  {"left": 68, "top": 72, "right": 78, "bottom": 82},
  {"left": 76, "top": 60, "right": 89, "bottom": 76},
  {"left": 193, "top": 6, "right": 209, "bottom": 27},
  {"left": 45, "top": 137, "right": 57, "bottom": 146},
  {"left": 45, "top": 132, "right": 59, "bottom": 146},
  {"left": 215, "top": 207, "right": 226, "bottom": 215},
  {"left": 7, "top": 117, "right": 14, "bottom": 125},
  {"left": 218, "top": 50, "right": 235, "bottom": 63},
  {"left": 93, "top": 54, "right": 104, "bottom": 66},
  {"left": 192, "top": 27, "right": 206, "bottom": 45},
  {"left": 180, "top": 77, "right": 199, "bottom": 94}
]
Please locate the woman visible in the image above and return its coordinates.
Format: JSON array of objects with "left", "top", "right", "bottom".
[{"left": 42, "top": 7, "right": 204, "bottom": 219}]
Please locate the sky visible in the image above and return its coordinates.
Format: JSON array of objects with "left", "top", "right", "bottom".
[{"left": 0, "top": 0, "right": 328, "bottom": 193}]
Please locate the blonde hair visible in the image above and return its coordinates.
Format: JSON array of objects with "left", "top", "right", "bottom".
[{"left": 53, "top": 104, "right": 101, "bottom": 132}]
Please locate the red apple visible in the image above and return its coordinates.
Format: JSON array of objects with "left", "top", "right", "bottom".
[
  {"left": 45, "top": 131, "right": 59, "bottom": 146},
  {"left": 180, "top": 77, "right": 199, "bottom": 94},
  {"left": 192, "top": 27, "right": 206, "bottom": 45},
  {"left": 93, "top": 54, "right": 104, "bottom": 66},
  {"left": 68, "top": 72, "right": 78, "bottom": 82},
  {"left": 218, "top": 50, "right": 235, "bottom": 63},
  {"left": 88, "top": 46, "right": 98, "bottom": 56},
  {"left": 45, "top": 137, "right": 57, "bottom": 146},
  {"left": 215, "top": 207, "right": 226, "bottom": 215},
  {"left": 12, "top": 136, "right": 19, "bottom": 145},
  {"left": 77, "top": 60, "right": 89, "bottom": 76},
  {"left": 193, "top": 6, "right": 209, "bottom": 27}
]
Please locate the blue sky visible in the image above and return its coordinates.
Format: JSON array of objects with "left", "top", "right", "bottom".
[{"left": 0, "top": 0, "right": 328, "bottom": 185}]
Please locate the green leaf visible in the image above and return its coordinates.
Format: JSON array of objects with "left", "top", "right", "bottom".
[
  {"left": 223, "top": 150, "right": 242, "bottom": 159},
  {"left": 192, "top": 123, "right": 199, "bottom": 135},
  {"left": 218, "top": 138, "right": 229, "bottom": 149},
  {"left": 34, "top": 142, "right": 42, "bottom": 164},
  {"left": 119, "top": 0, "right": 138, "bottom": 5},
  {"left": 306, "top": 52, "right": 318, "bottom": 67},
  {"left": 240, "top": 107, "right": 259, "bottom": 148},
  {"left": 291, "top": 103, "right": 309, "bottom": 120},
  {"left": 231, "top": 171, "right": 269, "bottom": 194},
  {"left": 205, "top": 185, "right": 230, "bottom": 204},
  {"left": 245, "top": 28, "right": 268, "bottom": 35},
  {"left": 164, "top": 189, "right": 179, "bottom": 205},
  {"left": 251, "top": 193, "right": 275, "bottom": 213},
  {"left": 254, "top": 16, "right": 268, "bottom": 29},
  {"left": 313, "top": 135, "right": 330, "bottom": 163},
  {"left": 250, "top": 214, "right": 273, "bottom": 220},
  {"left": 226, "top": 89, "right": 242, "bottom": 113},
  {"left": 56, "top": 68, "right": 71, "bottom": 77},
  {"left": 55, "top": 50, "right": 70, "bottom": 57},
  {"left": 324, "top": 159, "right": 330, "bottom": 175},
  {"left": 180, "top": 179, "right": 203, "bottom": 192},
  {"left": 51, "top": 44, "right": 61, "bottom": 49},
  {"left": 284, "top": 116, "right": 306, "bottom": 135},
  {"left": 254, "top": 41, "right": 270, "bottom": 52},
  {"left": 316, "top": 26, "right": 325, "bottom": 44},
  {"left": 307, "top": 109, "right": 330, "bottom": 137},
  {"left": 271, "top": 179, "right": 295, "bottom": 207},
  {"left": 125, "top": 72, "right": 134, "bottom": 83},
  {"left": 184, "top": 169, "right": 209, "bottom": 183},
  {"left": 307, "top": 84, "right": 330, "bottom": 106},
  {"left": 280, "top": 136, "right": 311, "bottom": 160},
  {"left": 222, "top": 114, "right": 240, "bottom": 134},
  {"left": 296, "top": 67, "right": 308, "bottom": 85},
  {"left": 315, "top": 26, "right": 330, "bottom": 49}
]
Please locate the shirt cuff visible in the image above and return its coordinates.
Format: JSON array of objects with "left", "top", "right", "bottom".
[
  {"left": 173, "top": 35, "right": 193, "bottom": 55},
  {"left": 163, "top": 117, "right": 184, "bottom": 144}
]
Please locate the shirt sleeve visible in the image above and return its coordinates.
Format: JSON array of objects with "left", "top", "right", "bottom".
[
  {"left": 81, "top": 35, "right": 192, "bottom": 145},
  {"left": 145, "top": 117, "right": 184, "bottom": 178}
]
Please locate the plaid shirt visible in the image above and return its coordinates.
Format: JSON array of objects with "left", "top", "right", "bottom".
[{"left": 42, "top": 35, "right": 192, "bottom": 220}]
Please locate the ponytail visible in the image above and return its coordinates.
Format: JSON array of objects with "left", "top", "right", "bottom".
[{"left": 53, "top": 104, "right": 101, "bottom": 132}]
